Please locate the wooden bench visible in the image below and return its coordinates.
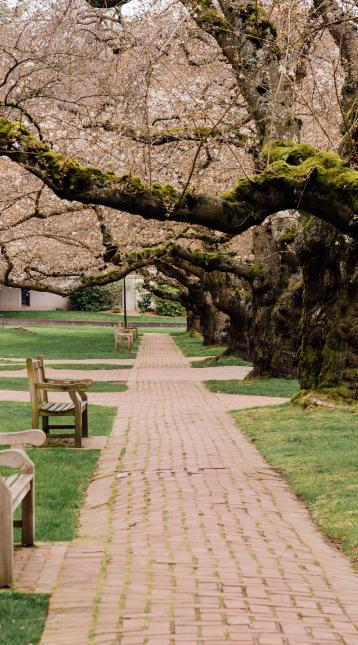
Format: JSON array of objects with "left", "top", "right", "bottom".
[
  {"left": 114, "top": 330, "right": 134, "bottom": 352},
  {"left": 26, "top": 356, "right": 93, "bottom": 448},
  {"left": 0, "top": 429, "right": 46, "bottom": 587}
]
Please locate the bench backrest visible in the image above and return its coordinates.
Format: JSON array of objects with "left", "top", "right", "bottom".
[{"left": 26, "top": 357, "right": 48, "bottom": 407}]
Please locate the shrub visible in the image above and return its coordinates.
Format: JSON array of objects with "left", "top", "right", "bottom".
[
  {"left": 69, "top": 286, "right": 108, "bottom": 311},
  {"left": 153, "top": 296, "right": 185, "bottom": 317},
  {"left": 137, "top": 291, "right": 152, "bottom": 313}
]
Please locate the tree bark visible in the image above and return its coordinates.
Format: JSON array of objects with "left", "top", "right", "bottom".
[
  {"left": 0, "top": 120, "right": 357, "bottom": 239},
  {"left": 296, "top": 217, "right": 358, "bottom": 399},
  {"left": 250, "top": 212, "right": 302, "bottom": 378}
]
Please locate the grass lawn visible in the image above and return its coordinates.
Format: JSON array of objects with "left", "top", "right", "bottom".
[
  {"left": 0, "top": 401, "right": 117, "bottom": 541},
  {"left": 0, "top": 399, "right": 117, "bottom": 644},
  {"left": 0, "top": 364, "right": 23, "bottom": 371},
  {"left": 0, "top": 326, "right": 139, "bottom": 359},
  {"left": 172, "top": 332, "right": 226, "bottom": 357},
  {"left": 173, "top": 332, "right": 251, "bottom": 366},
  {"left": 0, "top": 310, "right": 186, "bottom": 324},
  {"left": 0, "top": 592, "right": 49, "bottom": 645},
  {"left": 233, "top": 404, "right": 358, "bottom": 568},
  {"left": 192, "top": 355, "right": 252, "bottom": 368},
  {"left": 206, "top": 378, "right": 298, "bottom": 397},
  {"left": 0, "top": 377, "right": 127, "bottom": 392},
  {"left": 48, "top": 363, "right": 132, "bottom": 370}
]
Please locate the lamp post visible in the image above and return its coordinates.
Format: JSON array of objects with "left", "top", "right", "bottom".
[{"left": 123, "top": 277, "right": 127, "bottom": 329}]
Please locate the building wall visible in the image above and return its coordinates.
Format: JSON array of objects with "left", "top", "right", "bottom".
[
  {"left": 118, "top": 276, "right": 143, "bottom": 312},
  {"left": 0, "top": 286, "right": 69, "bottom": 311}
]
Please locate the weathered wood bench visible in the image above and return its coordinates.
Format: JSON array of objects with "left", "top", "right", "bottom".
[
  {"left": 113, "top": 323, "right": 138, "bottom": 351},
  {"left": 114, "top": 329, "right": 134, "bottom": 352},
  {"left": 26, "top": 356, "right": 93, "bottom": 448},
  {"left": 0, "top": 429, "right": 46, "bottom": 587}
]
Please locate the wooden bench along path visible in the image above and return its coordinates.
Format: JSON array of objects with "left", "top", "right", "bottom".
[
  {"left": 113, "top": 324, "right": 137, "bottom": 352},
  {"left": 27, "top": 356, "right": 93, "bottom": 448},
  {"left": 0, "top": 429, "right": 46, "bottom": 587}
]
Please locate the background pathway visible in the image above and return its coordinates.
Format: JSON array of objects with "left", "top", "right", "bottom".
[{"left": 29, "top": 335, "right": 358, "bottom": 643}]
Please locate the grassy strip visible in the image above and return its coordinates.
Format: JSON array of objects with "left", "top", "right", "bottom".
[
  {"left": 0, "top": 377, "right": 127, "bottom": 392},
  {"left": 0, "top": 310, "right": 186, "bottom": 323},
  {"left": 0, "top": 376, "right": 128, "bottom": 396},
  {"left": 172, "top": 332, "right": 226, "bottom": 357},
  {"left": 48, "top": 363, "right": 132, "bottom": 370},
  {"left": 0, "top": 401, "right": 117, "bottom": 540},
  {"left": 0, "top": 326, "right": 139, "bottom": 359},
  {"left": 0, "top": 365, "right": 24, "bottom": 371},
  {"left": 206, "top": 378, "right": 298, "bottom": 397},
  {"left": 232, "top": 404, "right": 358, "bottom": 568},
  {"left": 0, "top": 593, "right": 49, "bottom": 645},
  {"left": 192, "top": 356, "right": 251, "bottom": 368}
]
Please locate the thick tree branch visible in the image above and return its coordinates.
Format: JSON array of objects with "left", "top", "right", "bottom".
[
  {"left": 0, "top": 119, "right": 357, "bottom": 238},
  {"left": 82, "top": 121, "right": 254, "bottom": 149},
  {"left": 312, "top": 0, "right": 358, "bottom": 160}
]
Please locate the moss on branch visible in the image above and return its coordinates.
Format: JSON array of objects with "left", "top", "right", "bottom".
[
  {"left": 238, "top": 1, "right": 277, "bottom": 44},
  {"left": 0, "top": 118, "right": 357, "bottom": 238}
]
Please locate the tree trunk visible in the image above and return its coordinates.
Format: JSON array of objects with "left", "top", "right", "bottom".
[
  {"left": 201, "top": 302, "right": 228, "bottom": 346},
  {"left": 250, "top": 213, "right": 302, "bottom": 378},
  {"left": 225, "top": 302, "right": 252, "bottom": 361},
  {"left": 296, "top": 217, "right": 358, "bottom": 400},
  {"left": 189, "top": 283, "right": 228, "bottom": 346},
  {"left": 186, "top": 307, "right": 201, "bottom": 334}
]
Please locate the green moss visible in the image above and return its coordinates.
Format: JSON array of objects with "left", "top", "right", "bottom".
[
  {"left": 293, "top": 388, "right": 357, "bottom": 407},
  {"left": 223, "top": 142, "right": 358, "bottom": 222},
  {"left": 0, "top": 118, "right": 29, "bottom": 140},
  {"left": 238, "top": 2, "right": 277, "bottom": 44},
  {"left": 197, "top": 0, "right": 228, "bottom": 30},
  {"left": 262, "top": 142, "right": 317, "bottom": 165},
  {"left": 151, "top": 182, "right": 178, "bottom": 202},
  {"left": 278, "top": 228, "right": 296, "bottom": 244},
  {"left": 251, "top": 262, "right": 264, "bottom": 279}
]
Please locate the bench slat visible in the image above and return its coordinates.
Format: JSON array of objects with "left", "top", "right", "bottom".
[
  {"left": 41, "top": 402, "right": 74, "bottom": 413},
  {"left": 10, "top": 474, "right": 32, "bottom": 511}
]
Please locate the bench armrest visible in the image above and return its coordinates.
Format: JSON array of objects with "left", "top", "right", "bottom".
[
  {"left": 45, "top": 378, "right": 93, "bottom": 390},
  {"left": 0, "top": 449, "right": 34, "bottom": 473},
  {"left": 0, "top": 429, "right": 46, "bottom": 447},
  {"left": 36, "top": 382, "right": 89, "bottom": 392}
]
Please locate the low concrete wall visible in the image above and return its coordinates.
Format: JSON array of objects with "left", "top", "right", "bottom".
[{"left": 0, "top": 318, "right": 186, "bottom": 329}]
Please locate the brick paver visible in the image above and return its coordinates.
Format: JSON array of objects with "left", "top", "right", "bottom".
[
  {"left": 25, "top": 334, "right": 358, "bottom": 644},
  {"left": 10, "top": 543, "right": 69, "bottom": 593}
]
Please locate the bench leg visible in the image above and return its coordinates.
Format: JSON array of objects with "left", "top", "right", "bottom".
[
  {"left": 82, "top": 406, "right": 88, "bottom": 438},
  {"left": 74, "top": 407, "right": 82, "bottom": 448},
  {"left": 21, "top": 481, "right": 34, "bottom": 546},
  {"left": 42, "top": 416, "right": 49, "bottom": 434},
  {"left": 32, "top": 408, "right": 40, "bottom": 429},
  {"left": 0, "top": 494, "right": 13, "bottom": 587}
]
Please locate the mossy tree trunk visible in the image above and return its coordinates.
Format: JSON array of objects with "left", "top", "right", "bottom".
[
  {"left": 186, "top": 308, "right": 201, "bottom": 334},
  {"left": 296, "top": 217, "right": 358, "bottom": 399},
  {"left": 249, "top": 213, "right": 302, "bottom": 378},
  {"left": 204, "top": 271, "right": 252, "bottom": 361}
]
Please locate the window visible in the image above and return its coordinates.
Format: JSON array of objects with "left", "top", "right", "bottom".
[{"left": 21, "top": 288, "right": 30, "bottom": 307}]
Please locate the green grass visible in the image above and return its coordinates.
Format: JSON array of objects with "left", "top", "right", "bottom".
[
  {"left": 206, "top": 378, "right": 298, "bottom": 397},
  {"left": 0, "top": 363, "right": 132, "bottom": 371},
  {"left": 89, "top": 381, "right": 127, "bottom": 392},
  {"left": 233, "top": 404, "right": 358, "bottom": 568},
  {"left": 191, "top": 356, "right": 251, "bottom": 368},
  {"left": 0, "top": 364, "right": 24, "bottom": 371},
  {"left": 0, "top": 592, "right": 49, "bottom": 645},
  {"left": 48, "top": 363, "right": 132, "bottom": 370},
  {"left": 0, "top": 310, "right": 186, "bottom": 323},
  {"left": 0, "top": 326, "right": 139, "bottom": 359},
  {"left": 0, "top": 401, "right": 117, "bottom": 541},
  {"left": 173, "top": 332, "right": 226, "bottom": 357},
  {"left": 0, "top": 377, "right": 127, "bottom": 392}
]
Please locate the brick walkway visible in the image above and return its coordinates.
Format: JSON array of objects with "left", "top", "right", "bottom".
[{"left": 35, "top": 334, "right": 358, "bottom": 643}]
